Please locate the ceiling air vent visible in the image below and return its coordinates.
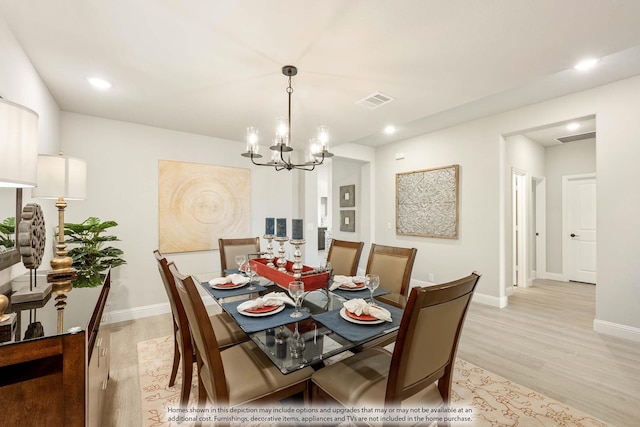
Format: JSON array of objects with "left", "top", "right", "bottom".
[
  {"left": 556, "top": 131, "right": 596, "bottom": 144},
  {"left": 356, "top": 92, "right": 394, "bottom": 109}
]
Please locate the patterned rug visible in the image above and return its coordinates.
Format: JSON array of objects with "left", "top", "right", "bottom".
[{"left": 138, "top": 336, "right": 610, "bottom": 426}]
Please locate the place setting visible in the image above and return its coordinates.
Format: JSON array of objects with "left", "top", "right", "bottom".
[
  {"left": 221, "top": 282, "right": 310, "bottom": 333},
  {"left": 202, "top": 262, "right": 266, "bottom": 299},
  {"left": 311, "top": 295, "right": 404, "bottom": 343},
  {"left": 329, "top": 273, "right": 390, "bottom": 300}
]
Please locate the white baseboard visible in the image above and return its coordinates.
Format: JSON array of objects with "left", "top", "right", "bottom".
[
  {"left": 410, "top": 279, "right": 505, "bottom": 308},
  {"left": 108, "top": 293, "right": 217, "bottom": 324},
  {"left": 541, "top": 272, "right": 567, "bottom": 281},
  {"left": 472, "top": 292, "right": 507, "bottom": 308},
  {"left": 409, "top": 278, "right": 436, "bottom": 288},
  {"left": 593, "top": 319, "right": 640, "bottom": 342},
  {"left": 109, "top": 302, "right": 171, "bottom": 324}
]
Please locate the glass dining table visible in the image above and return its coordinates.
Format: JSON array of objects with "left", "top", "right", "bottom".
[{"left": 195, "top": 272, "right": 405, "bottom": 375}]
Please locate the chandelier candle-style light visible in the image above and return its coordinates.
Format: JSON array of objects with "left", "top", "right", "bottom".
[{"left": 241, "top": 65, "right": 333, "bottom": 171}]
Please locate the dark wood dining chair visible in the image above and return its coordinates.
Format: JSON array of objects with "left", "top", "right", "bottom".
[
  {"left": 169, "top": 263, "right": 313, "bottom": 423},
  {"left": 311, "top": 272, "right": 481, "bottom": 427},
  {"left": 326, "top": 239, "right": 364, "bottom": 276},
  {"left": 218, "top": 237, "right": 261, "bottom": 274},
  {"left": 153, "top": 250, "right": 249, "bottom": 407},
  {"left": 366, "top": 243, "right": 417, "bottom": 304}
]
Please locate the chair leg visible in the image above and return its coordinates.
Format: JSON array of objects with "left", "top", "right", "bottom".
[
  {"left": 302, "top": 380, "right": 310, "bottom": 406},
  {"left": 180, "top": 349, "right": 193, "bottom": 407},
  {"left": 195, "top": 372, "right": 206, "bottom": 427},
  {"left": 169, "top": 324, "right": 180, "bottom": 387}
]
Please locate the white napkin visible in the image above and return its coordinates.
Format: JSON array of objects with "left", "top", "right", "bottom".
[
  {"left": 330, "top": 275, "right": 366, "bottom": 290},
  {"left": 343, "top": 298, "right": 392, "bottom": 322},
  {"left": 237, "top": 292, "right": 295, "bottom": 312},
  {"left": 209, "top": 273, "right": 250, "bottom": 287}
]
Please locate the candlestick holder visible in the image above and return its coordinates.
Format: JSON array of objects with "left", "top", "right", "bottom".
[
  {"left": 263, "top": 234, "right": 275, "bottom": 268},
  {"left": 275, "top": 237, "right": 289, "bottom": 272},
  {"left": 289, "top": 239, "right": 305, "bottom": 279}
]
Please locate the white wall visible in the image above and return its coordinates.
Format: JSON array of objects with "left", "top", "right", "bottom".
[
  {"left": 0, "top": 16, "right": 60, "bottom": 287},
  {"left": 331, "top": 157, "right": 362, "bottom": 242},
  {"left": 376, "top": 74, "right": 640, "bottom": 339},
  {"left": 376, "top": 122, "right": 503, "bottom": 305},
  {"left": 545, "top": 139, "right": 596, "bottom": 275},
  {"left": 61, "top": 112, "right": 294, "bottom": 317}
]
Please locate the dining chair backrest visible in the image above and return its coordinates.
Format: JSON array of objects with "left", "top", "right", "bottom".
[
  {"left": 365, "top": 243, "right": 417, "bottom": 295},
  {"left": 327, "top": 239, "right": 364, "bottom": 276},
  {"left": 154, "top": 250, "right": 189, "bottom": 337},
  {"left": 169, "top": 262, "right": 230, "bottom": 404},
  {"left": 154, "top": 249, "right": 196, "bottom": 405},
  {"left": 385, "top": 272, "right": 480, "bottom": 404},
  {"left": 218, "top": 237, "right": 261, "bottom": 274}
]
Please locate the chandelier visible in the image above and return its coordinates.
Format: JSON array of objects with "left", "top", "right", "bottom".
[{"left": 241, "top": 65, "right": 333, "bottom": 171}]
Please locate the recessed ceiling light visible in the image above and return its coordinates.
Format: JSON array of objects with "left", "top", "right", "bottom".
[
  {"left": 384, "top": 125, "right": 396, "bottom": 135},
  {"left": 87, "top": 76, "right": 113, "bottom": 90},
  {"left": 566, "top": 122, "right": 581, "bottom": 131},
  {"left": 574, "top": 58, "right": 599, "bottom": 71}
]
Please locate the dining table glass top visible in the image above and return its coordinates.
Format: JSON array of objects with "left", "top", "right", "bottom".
[{"left": 195, "top": 271, "right": 404, "bottom": 374}]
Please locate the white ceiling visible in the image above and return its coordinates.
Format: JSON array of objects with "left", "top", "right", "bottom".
[
  {"left": 522, "top": 117, "right": 596, "bottom": 147},
  {"left": 1, "top": 1, "right": 640, "bottom": 150}
]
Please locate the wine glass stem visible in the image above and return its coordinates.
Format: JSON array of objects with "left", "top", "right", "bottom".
[{"left": 370, "top": 290, "right": 374, "bottom": 303}]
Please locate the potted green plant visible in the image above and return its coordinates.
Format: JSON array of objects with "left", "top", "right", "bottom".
[
  {"left": 64, "top": 217, "right": 126, "bottom": 288},
  {"left": 0, "top": 217, "right": 16, "bottom": 251}
]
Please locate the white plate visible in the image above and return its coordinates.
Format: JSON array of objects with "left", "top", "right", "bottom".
[
  {"left": 211, "top": 280, "right": 249, "bottom": 290},
  {"left": 339, "top": 307, "right": 385, "bottom": 325},
  {"left": 239, "top": 304, "right": 285, "bottom": 317}
]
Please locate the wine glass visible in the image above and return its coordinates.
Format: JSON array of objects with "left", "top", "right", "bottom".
[
  {"left": 289, "top": 322, "right": 306, "bottom": 360},
  {"left": 246, "top": 262, "right": 257, "bottom": 290},
  {"left": 288, "top": 281, "right": 305, "bottom": 318},
  {"left": 365, "top": 273, "right": 380, "bottom": 304},
  {"left": 234, "top": 254, "right": 246, "bottom": 274}
]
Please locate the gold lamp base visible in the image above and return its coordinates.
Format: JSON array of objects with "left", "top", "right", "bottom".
[
  {"left": 50, "top": 255, "right": 73, "bottom": 271},
  {"left": 48, "top": 256, "right": 77, "bottom": 283},
  {"left": 47, "top": 197, "right": 78, "bottom": 283}
]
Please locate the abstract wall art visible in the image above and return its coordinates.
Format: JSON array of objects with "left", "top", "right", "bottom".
[
  {"left": 339, "top": 184, "right": 355, "bottom": 208},
  {"left": 340, "top": 210, "right": 356, "bottom": 233},
  {"left": 396, "top": 164, "right": 459, "bottom": 239},
  {"left": 158, "top": 160, "right": 250, "bottom": 253}
]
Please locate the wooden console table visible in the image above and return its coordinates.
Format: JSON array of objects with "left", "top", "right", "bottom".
[{"left": 0, "top": 270, "right": 111, "bottom": 427}]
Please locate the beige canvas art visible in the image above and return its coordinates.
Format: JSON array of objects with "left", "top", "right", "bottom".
[{"left": 158, "top": 160, "right": 250, "bottom": 253}]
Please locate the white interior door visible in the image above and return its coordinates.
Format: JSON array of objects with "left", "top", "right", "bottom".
[{"left": 564, "top": 174, "right": 597, "bottom": 284}]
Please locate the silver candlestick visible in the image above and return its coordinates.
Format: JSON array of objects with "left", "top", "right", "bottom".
[
  {"left": 275, "top": 237, "right": 289, "bottom": 272},
  {"left": 263, "top": 234, "right": 275, "bottom": 268},
  {"left": 289, "top": 239, "right": 305, "bottom": 279}
]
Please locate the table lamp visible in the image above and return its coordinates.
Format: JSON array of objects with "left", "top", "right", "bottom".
[
  {"left": 32, "top": 153, "right": 87, "bottom": 282},
  {"left": 0, "top": 98, "right": 38, "bottom": 188}
]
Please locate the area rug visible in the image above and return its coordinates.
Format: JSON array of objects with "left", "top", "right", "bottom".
[{"left": 138, "top": 336, "right": 610, "bottom": 426}]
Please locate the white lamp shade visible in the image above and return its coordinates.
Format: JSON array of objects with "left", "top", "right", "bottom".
[
  {"left": 32, "top": 154, "right": 87, "bottom": 200},
  {"left": 0, "top": 98, "right": 39, "bottom": 187}
]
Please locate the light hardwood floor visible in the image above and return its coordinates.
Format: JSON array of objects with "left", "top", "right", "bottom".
[
  {"left": 102, "top": 280, "right": 640, "bottom": 426},
  {"left": 457, "top": 279, "right": 640, "bottom": 427}
]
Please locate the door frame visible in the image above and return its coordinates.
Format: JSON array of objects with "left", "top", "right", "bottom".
[
  {"left": 533, "top": 177, "right": 547, "bottom": 281},
  {"left": 562, "top": 173, "right": 596, "bottom": 282},
  {"left": 512, "top": 168, "right": 529, "bottom": 289}
]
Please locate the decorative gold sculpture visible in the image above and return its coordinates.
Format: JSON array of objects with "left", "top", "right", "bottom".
[{"left": 0, "top": 294, "right": 9, "bottom": 322}]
